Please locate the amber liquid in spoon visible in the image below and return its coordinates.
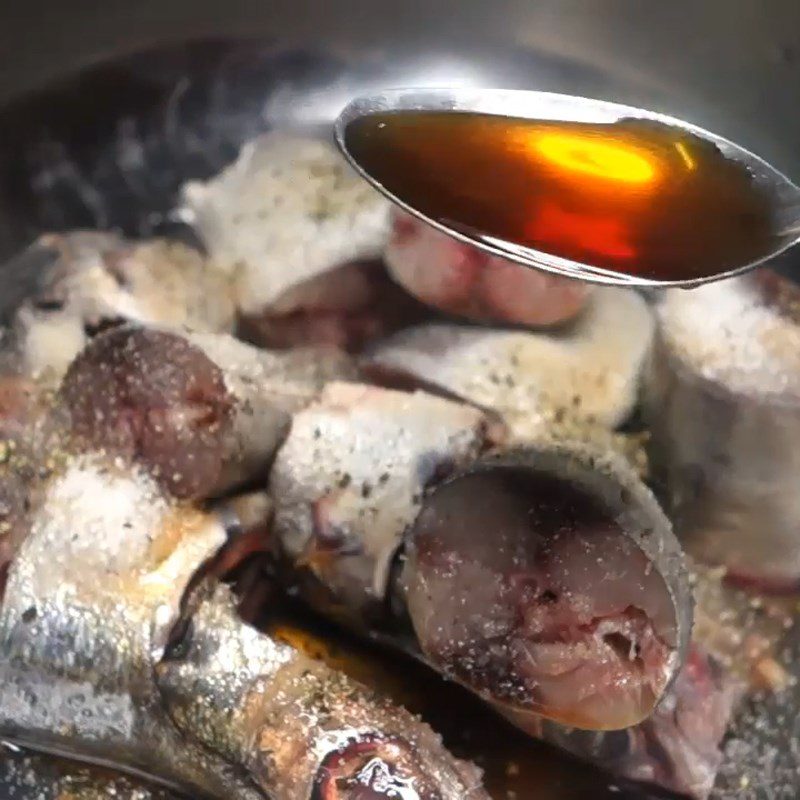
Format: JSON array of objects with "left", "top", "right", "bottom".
[{"left": 343, "top": 111, "right": 777, "bottom": 282}]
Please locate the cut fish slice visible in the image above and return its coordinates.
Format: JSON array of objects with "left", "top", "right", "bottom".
[
  {"left": 269, "top": 382, "right": 690, "bottom": 731},
  {"left": 645, "top": 270, "right": 800, "bottom": 590},
  {"left": 368, "top": 286, "right": 654, "bottom": 440},
  {"left": 386, "top": 210, "right": 591, "bottom": 327},
  {"left": 181, "top": 133, "right": 408, "bottom": 350}
]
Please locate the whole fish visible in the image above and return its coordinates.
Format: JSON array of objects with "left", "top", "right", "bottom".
[
  {"left": 0, "top": 454, "right": 488, "bottom": 800},
  {"left": 644, "top": 269, "right": 800, "bottom": 592},
  {"left": 268, "top": 380, "right": 691, "bottom": 732}
]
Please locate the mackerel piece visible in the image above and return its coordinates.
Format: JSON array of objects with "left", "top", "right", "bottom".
[
  {"left": 270, "top": 384, "right": 691, "bottom": 731},
  {"left": 368, "top": 286, "right": 654, "bottom": 441},
  {"left": 0, "top": 456, "right": 256, "bottom": 798},
  {"left": 58, "top": 326, "right": 357, "bottom": 499},
  {"left": 0, "top": 455, "right": 489, "bottom": 799},
  {"left": 180, "top": 133, "right": 420, "bottom": 351},
  {"left": 270, "top": 381, "right": 489, "bottom": 619},
  {"left": 645, "top": 270, "right": 800, "bottom": 591}
]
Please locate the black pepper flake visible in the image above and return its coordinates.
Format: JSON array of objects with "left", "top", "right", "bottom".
[
  {"left": 21, "top": 606, "right": 37, "bottom": 623},
  {"left": 313, "top": 428, "right": 321, "bottom": 440},
  {"left": 338, "top": 473, "right": 351, "bottom": 489},
  {"left": 379, "top": 472, "right": 390, "bottom": 484},
  {"left": 361, "top": 481, "right": 372, "bottom": 499}
]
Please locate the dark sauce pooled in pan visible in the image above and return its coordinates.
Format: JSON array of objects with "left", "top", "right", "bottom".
[{"left": 344, "top": 111, "right": 777, "bottom": 282}]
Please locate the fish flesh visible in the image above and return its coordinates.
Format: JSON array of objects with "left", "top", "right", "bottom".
[
  {"left": 7, "top": 232, "right": 235, "bottom": 385},
  {"left": 367, "top": 286, "right": 654, "bottom": 443},
  {"left": 180, "top": 133, "right": 426, "bottom": 351},
  {"left": 57, "top": 325, "right": 357, "bottom": 499},
  {"left": 0, "top": 453, "right": 489, "bottom": 800},
  {"left": 269, "top": 381, "right": 691, "bottom": 731},
  {"left": 385, "top": 210, "right": 591, "bottom": 327},
  {"left": 532, "top": 560, "right": 796, "bottom": 799},
  {"left": 402, "top": 445, "right": 689, "bottom": 732},
  {"left": 644, "top": 269, "right": 800, "bottom": 591}
]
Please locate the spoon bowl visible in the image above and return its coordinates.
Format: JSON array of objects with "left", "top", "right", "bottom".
[{"left": 335, "top": 88, "right": 800, "bottom": 287}]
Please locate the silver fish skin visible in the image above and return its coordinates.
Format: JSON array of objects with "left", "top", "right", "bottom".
[
  {"left": 0, "top": 454, "right": 489, "bottom": 800},
  {"left": 0, "top": 455, "right": 260, "bottom": 799},
  {"left": 269, "top": 380, "right": 490, "bottom": 619},
  {"left": 367, "top": 286, "right": 654, "bottom": 440},
  {"left": 0, "top": 745, "right": 179, "bottom": 800},
  {"left": 644, "top": 271, "right": 800, "bottom": 591},
  {"left": 158, "top": 583, "right": 488, "bottom": 800}
]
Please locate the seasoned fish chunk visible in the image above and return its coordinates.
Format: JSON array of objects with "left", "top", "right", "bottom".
[
  {"left": 645, "top": 270, "right": 800, "bottom": 590},
  {"left": 369, "top": 286, "right": 654, "bottom": 439},
  {"left": 386, "top": 210, "right": 590, "bottom": 326},
  {"left": 0, "top": 455, "right": 489, "bottom": 800},
  {"left": 270, "top": 383, "right": 690, "bottom": 731},
  {"left": 270, "top": 381, "right": 489, "bottom": 615},
  {"left": 58, "top": 326, "right": 357, "bottom": 499},
  {"left": 182, "top": 133, "right": 413, "bottom": 350}
]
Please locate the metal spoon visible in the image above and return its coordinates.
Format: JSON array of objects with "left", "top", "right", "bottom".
[{"left": 334, "top": 87, "right": 800, "bottom": 287}]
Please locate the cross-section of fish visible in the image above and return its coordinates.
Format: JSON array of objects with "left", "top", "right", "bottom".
[
  {"left": 385, "top": 210, "right": 591, "bottom": 327},
  {"left": 269, "top": 381, "right": 691, "bottom": 731},
  {"left": 57, "top": 325, "right": 357, "bottom": 499}
]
